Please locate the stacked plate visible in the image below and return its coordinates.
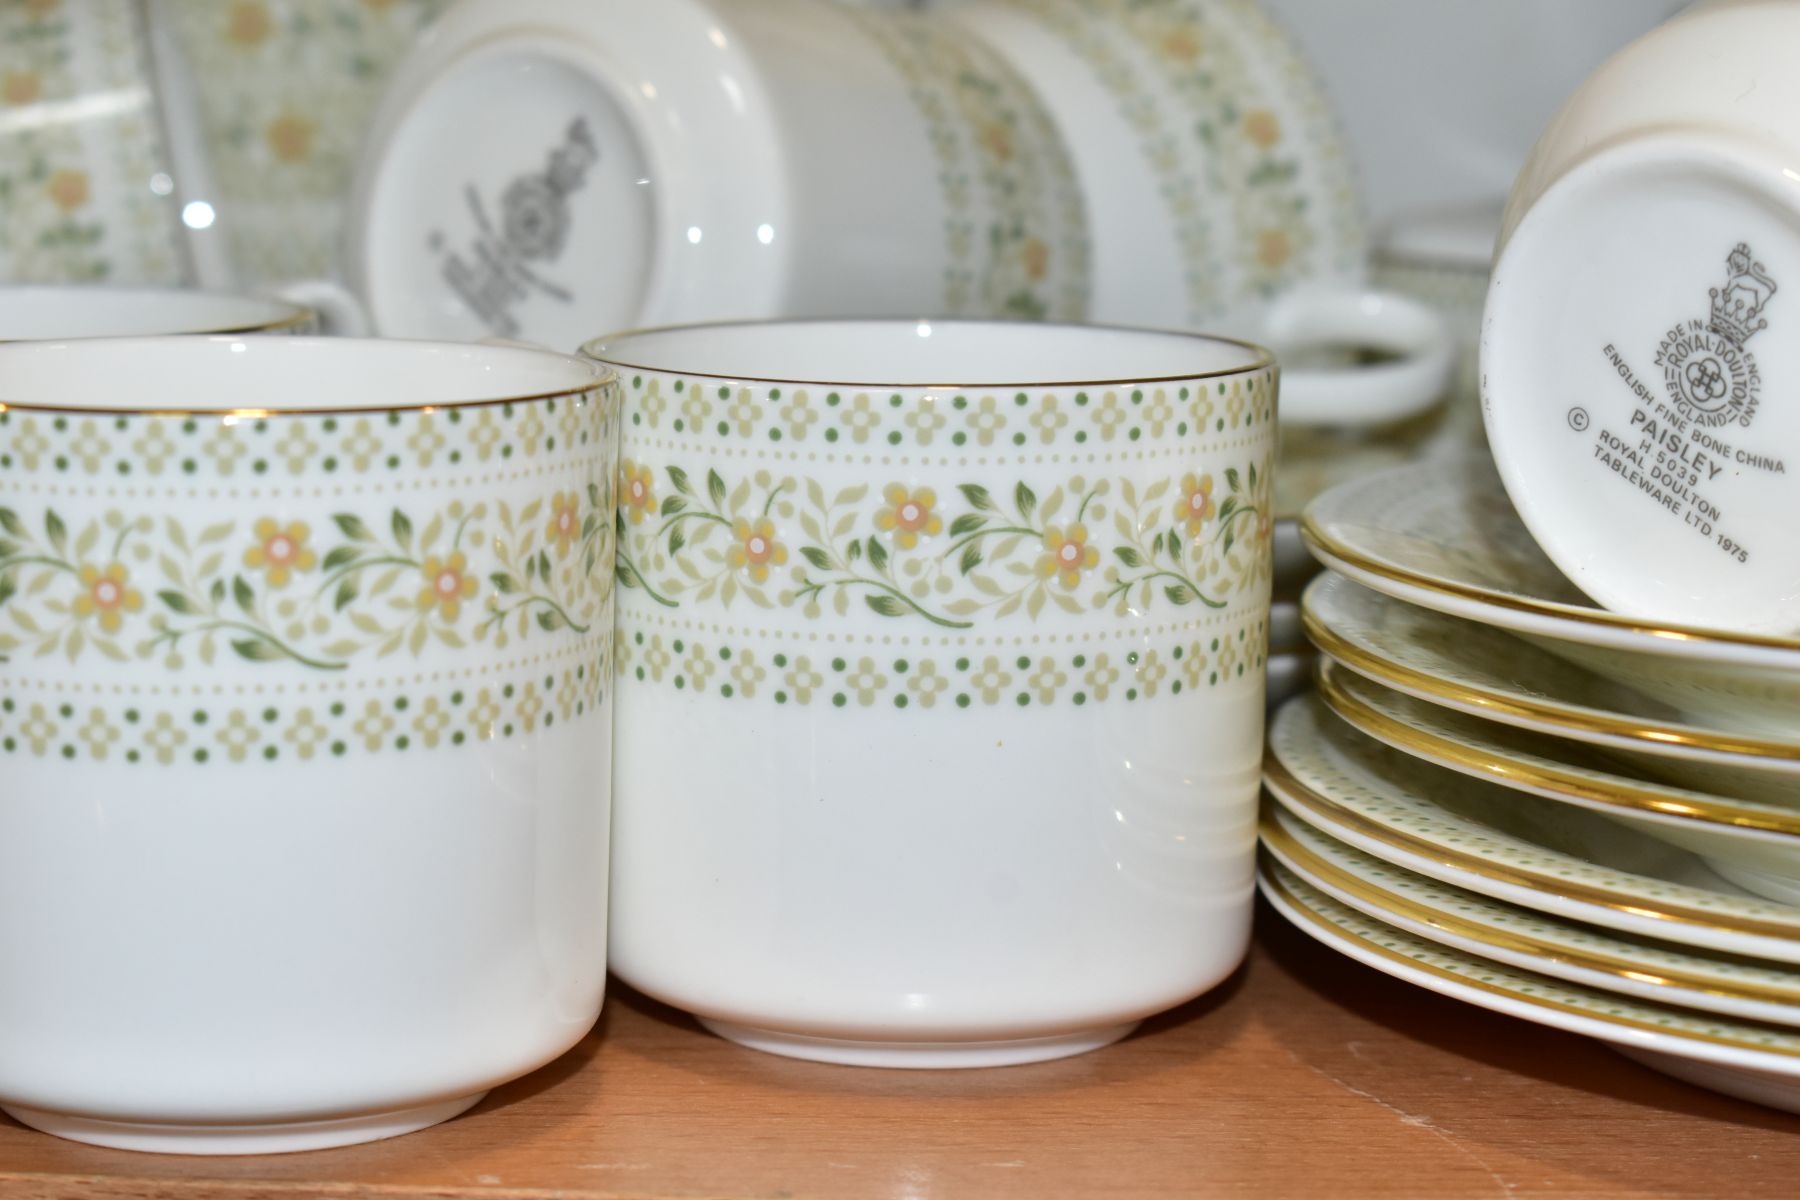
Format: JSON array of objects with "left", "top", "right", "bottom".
[{"left": 1262, "top": 455, "right": 1800, "bottom": 1113}]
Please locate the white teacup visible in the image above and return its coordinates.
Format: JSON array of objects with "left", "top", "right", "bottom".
[
  {"left": 587, "top": 319, "right": 1275, "bottom": 1068},
  {"left": 0, "top": 337, "right": 618, "bottom": 1153},
  {"left": 347, "top": 0, "right": 1089, "bottom": 349},
  {"left": 1484, "top": 0, "right": 1800, "bottom": 632},
  {"left": 0, "top": 286, "right": 313, "bottom": 341}
]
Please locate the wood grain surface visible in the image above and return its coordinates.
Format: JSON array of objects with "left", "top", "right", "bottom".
[{"left": 2, "top": 901, "right": 1796, "bottom": 1199}]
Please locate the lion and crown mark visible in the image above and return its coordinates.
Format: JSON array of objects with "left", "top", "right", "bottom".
[{"left": 1708, "top": 241, "right": 1778, "bottom": 348}]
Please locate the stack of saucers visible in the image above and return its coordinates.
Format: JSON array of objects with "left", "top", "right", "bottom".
[{"left": 1260, "top": 455, "right": 1800, "bottom": 1114}]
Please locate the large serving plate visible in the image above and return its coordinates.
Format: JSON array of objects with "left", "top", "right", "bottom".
[
  {"left": 1263, "top": 805, "right": 1800, "bottom": 1026},
  {"left": 1259, "top": 857, "right": 1800, "bottom": 1116},
  {"left": 1301, "top": 458, "right": 1800, "bottom": 734},
  {"left": 1264, "top": 695, "right": 1800, "bottom": 963},
  {"left": 1302, "top": 571, "right": 1800, "bottom": 776},
  {"left": 1317, "top": 662, "right": 1800, "bottom": 903}
]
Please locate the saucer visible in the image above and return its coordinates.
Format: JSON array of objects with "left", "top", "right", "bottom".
[
  {"left": 1259, "top": 857, "right": 1800, "bottom": 1115},
  {"left": 1263, "top": 805, "right": 1800, "bottom": 1026},
  {"left": 1264, "top": 695, "right": 1800, "bottom": 963},
  {"left": 1316, "top": 660, "right": 1800, "bottom": 905},
  {"left": 1300, "top": 458, "right": 1800, "bottom": 734},
  {"left": 1302, "top": 571, "right": 1800, "bottom": 776}
]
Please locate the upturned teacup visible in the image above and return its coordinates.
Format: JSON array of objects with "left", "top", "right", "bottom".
[
  {"left": 0, "top": 337, "right": 618, "bottom": 1152},
  {"left": 587, "top": 319, "right": 1275, "bottom": 1068}
]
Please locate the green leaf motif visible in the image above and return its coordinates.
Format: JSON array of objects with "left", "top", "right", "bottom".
[
  {"left": 800, "top": 546, "right": 832, "bottom": 571},
  {"left": 1225, "top": 467, "right": 1241, "bottom": 492},
  {"left": 866, "top": 537, "right": 889, "bottom": 571},
  {"left": 333, "top": 579, "right": 358, "bottom": 613},
  {"left": 44, "top": 510, "right": 66, "bottom": 551},
  {"left": 391, "top": 510, "right": 413, "bottom": 550},
  {"left": 0, "top": 574, "right": 15, "bottom": 609},
  {"left": 959, "top": 545, "right": 983, "bottom": 576},
  {"left": 333, "top": 513, "right": 372, "bottom": 542},
  {"left": 536, "top": 609, "right": 566, "bottom": 632},
  {"left": 209, "top": 578, "right": 226, "bottom": 605},
  {"left": 1114, "top": 546, "right": 1145, "bottom": 568},
  {"left": 489, "top": 572, "right": 519, "bottom": 595},
  {"left": 231, "top": 637, "right": 281, "bottom": 663},
  {"left": 660, "top": 496, "right": 688, "bottom": 516},
  {"left": 232, "top": 576, "right": 256, "bottom": 616},
  {"left": 668, "top": 465, "right": 692, "bottom": 496},
  {"left": 1164, "top": 584, "right": 1194, "bottom": 606},
  {"left": 668, "top": 527, "right": 686, "bottom": 557},
  {"left": 847, "top": 539, "right": 862, "bottom": 563},
  {"left": 0, "top": 508, "right": 24, "bottom": 539},
  {"left": 948, "top": 513, "right": 987, "bottom": 538},
  {"left": 707, "top": 469, "right": 727, "bottom": 509},
  {"left": 158, "top": 589, "right": 196, "bottom": 615},
  {"left": 321, "top": 545, "right": 361, "bottom": 572},
  {"left": 865, "top": 594, "right": 907, "bottom": 618},
  {"left": 1014, "top": 483, "right": 1037, "bottom": 521},
  {"left": 959, "top": 484, "right": 995, "bottom": 512}
]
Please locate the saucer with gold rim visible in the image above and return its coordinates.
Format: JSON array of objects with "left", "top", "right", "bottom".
[
  {"left": 1258, "top": 856, "right": 1800, "bottom": 1115},
  {"left": 1301, "top": 458, "right": 1800, "bottom": 734},
  {"left": 1263, "top": 804, "right": 1800, "bottom": 1026},
  {"left": 1316, "top": 661, "right": 1800, "bottom": 905},
  {"left": 1302, "top": 571, "right": 1800, "bottom": 776},
  {"left": 1263, "top": 694, "right": 1800, "bottom": 963}
]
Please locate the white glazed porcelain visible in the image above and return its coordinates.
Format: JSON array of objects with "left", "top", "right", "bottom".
[
  {"left": 0, "top": 337, "right": 618, "bottom": 1153},
  {"left": 347, "top": 0, "right": 1089, "bottom": 350},
  {"left": 1485, "top": 0, "right": 1800, "bottom": 633},
  {"left": 1259, "top": 857, "right": 1800, "bottom": 1117},
  {"left": 0, "top": 286, "right": 312, "bottom": 340},
  {"left": 947, "top": 0, "right": 1455, "bottom": 426},
  {"left": 587, "top": 319, "right": 1276, "bottom": 1068},
  {"left": 1264, "top": 694, "right": 1800, "bottom": 964},
  {"left": 1302, "top": 458, "right": 1800, "bottom": 738},
  {"left": 1318, "top": 662, "right": 1800, "bottom": 908},
  {"left": 1264, "top": 805, "right": 1800, "bottom": 1028}
]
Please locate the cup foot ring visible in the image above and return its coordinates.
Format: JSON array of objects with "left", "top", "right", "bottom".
[
  {"left": 1, "top": 1091, "right": 488, "bottom": 1155},
  {"left": 697, "top": 1017, "right": 1139, "bottom": 1068}
]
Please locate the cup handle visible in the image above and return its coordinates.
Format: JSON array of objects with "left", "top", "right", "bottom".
[
  {"left": 265, "top": 280, "right": 370, "bottom": 337},
  {"left": 1261, "top": 288, "right": 1456, "bottom": 426}
]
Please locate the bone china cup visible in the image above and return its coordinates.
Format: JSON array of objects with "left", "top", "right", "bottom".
[
  {"left": 0, "top": 338, "right": 619, "bottom": 1153},
  {"left": 1484, "top": 0, "right": 1800, "bottom": 633},
  {"left": 0, "top": 286, "right": 313, "bottom": 341},
  {"left": 587, "top": 320, "right": 1276, "bottom": 1068}
]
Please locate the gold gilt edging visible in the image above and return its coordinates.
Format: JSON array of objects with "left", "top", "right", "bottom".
[
  {"left": 617, "top": 368, "right": 1275, "bottom": 449},
  {"left": 0, "top": 650, "right": 606, "bottom": 766},
  {"left": 617, "top": 620, "right": 1264, "bottom": 709},
  {"left": 850, "top": 9, "right": 1090, "bottom": 321},
  {"left": 615, "top": 458, "right": 1273, "bottom": 627},
  {"left": 0, "top": 384, "right": 615, "bottom": 479}
]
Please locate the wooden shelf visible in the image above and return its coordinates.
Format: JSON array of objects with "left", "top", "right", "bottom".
[{"left": 3, "top": 901, "right": 1795, "bottom": 1199}]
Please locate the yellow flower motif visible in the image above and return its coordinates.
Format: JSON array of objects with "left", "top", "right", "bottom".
[
  {"left": 417, "top": 552, "right": 478, "bottom": 621},
  {"left": 46, "top": 168, "right": 88, "bottom": 213},
  {"left": 1022, "top": 236, "right": 1050, "bottom": 283},
  {"left": 727, "top": 517, "right": 786, "bottom": 583},
  {"left": 979, "top": 122, "right": 1014, "bottom": 162},
  {"left": 1161, "top": 28, "right": 1202, "bottom": 62},
  {"left": 1243, "top": 109, "right": 1282, "bottom": 150},
  {"left": 621, "top": 461, "right": 655, "bottom": 523},
  {"left": 546, "top": 491, "right": 580, "bottom": 556},
  {"left": 266, "top": 112, "right": 315, "bottom": 164},
  {"left": 1177, "top": 473, "right": 1216, "bottom": 536},
  {"left": 243, "top": 519, "right": 315, "bottom": 587},
  {"left": 1257, "top": 228, "right": 1293, "bottom": 269},
  {"left": 1036, "top": 524, "right": 1099, "bottom": 590},
  {"left": 225, "top": 1, "right": 273, "bottom": 46},
  {"left": 3, "top": 71, "right": 41, "bottom": 106},
  {"left": 73, "top": 563, "right": 141, "bottom": 633},
  {"left": 874, "top": 484, "right": 942, "bottom": 550}
]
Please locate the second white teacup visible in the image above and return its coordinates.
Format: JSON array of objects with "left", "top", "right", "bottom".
[{"left": 588, "top": 318, "right": 1275, "bottom": 1068}]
